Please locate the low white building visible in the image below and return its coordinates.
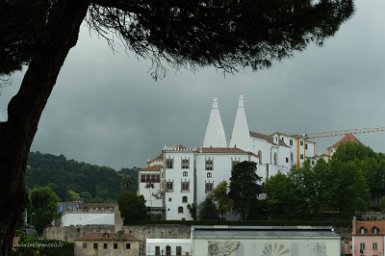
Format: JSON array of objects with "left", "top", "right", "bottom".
[
  {"left": 139, "top": 96, "right": 317, "bottom": 220},
  {"left": 191, "top": 225, "right": 340, "bottom": 256},
  {"left": 56, "top": 202, "right": 116, "bottom": 226},
  {"left": 146, "top": 239, "right": 191, "bottom": 256},
  {"left": 145, "top": 225, "right": 340, "bottom": 256}
]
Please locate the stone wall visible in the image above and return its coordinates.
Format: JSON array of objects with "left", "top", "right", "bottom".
[
  {"left": 46, "top": 224, "right": 349, "bottom": 242},
  {"left": 44, "top": 225, "right": 115, "bottom": 242},
  {"left": 121, "top": 225, "right": 191, "bottom": 241}
]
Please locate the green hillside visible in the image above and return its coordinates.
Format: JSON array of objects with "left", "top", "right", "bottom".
[{"left": 26, "top": 152, "right": 139, "bottom": 202}]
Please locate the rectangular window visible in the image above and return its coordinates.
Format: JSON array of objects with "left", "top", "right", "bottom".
[
  {"left": 290, "top": 152, "right": 294, "bottom": 162},
  {"left": 300, "top": 154, "right": 304, "bottom": 160},
  {"left": 360, "top": 242, "right": 365, "bottom": 250},
  {"left": 126, "top": 243, "right": 130, "bottom": 249},
  {"left": 205, "top": 182, "right": 214, "bottom": 193},
  {"left": 155, "top": 246, "right": 160, "bottom": 256},
  {"left": 166, "top": 181, "right": 174, "bottom": 192},
  {"left": 176, "top": 246, "right": 182, "bottom": 256},
  {"left": 114, "top": 243, "right": 118, "bottom": 249},
  {"left": 141, "top": 174, "right": 146, "bottom": 182},
  {"left": 300, "top": 141, "right": 304, "bottom": 146},
  {"left": 373, "top": 242, "right": 378, "bottom": 250},
  {"left": 305, "top": 143, "right": 308, "bottom": 150},
  {"left": 183, "top": 171, "right": 188, "bottom": 177},
  {"left": 166, "top": 158, "right": 174, "bottom": 169},
  {"left": 181, "top": 181, "right": 189, "bottom": 191},
  {"left": 181, "top": 159, "right": 190, "bottom": 169},
  {"left": 290, "top": 139, "right": 293, "bottom": 146},
  {"left": 103, "top": 243, "right": 108, "bottom": 249},
  {"left": 207, "top": 172, "right": 212, "bottom": 178},
  {"left": 205, "top": 158, "right": 214, "bottom": 170},
  {"left": 285, "top": 157, "right": 289, "bottom": 163},
  {"left": 93, "top": 243, "right": 98, "bottom": 249},
  {"left": 82, "top": 243, "right": 87, "bottom": 249}
]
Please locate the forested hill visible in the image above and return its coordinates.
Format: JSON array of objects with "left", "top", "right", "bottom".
[{"left": 26, "top": 151, "right": 139, "bottom": 202}]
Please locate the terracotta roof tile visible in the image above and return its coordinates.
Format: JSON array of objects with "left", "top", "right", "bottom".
[
  {"left": 195, "top": 147, "right": 249, "bottom": 154},
  {"left": 141, "top": 165, "right": 162, "bottom": 172},
  {"left": 249, "top": 131, "right": 273, "bottom": 143},
  {"left": 355, "top": 220, "right": 385, "bottom": 235},
  {"left": 76, "top": 232, "right": 138, "bottom": 241},
  {"left": 249, "top": 131, "right": 290, "bottom": 147},
  {"left": 330, "top": 133, "right": 364, "bottom": 149}
]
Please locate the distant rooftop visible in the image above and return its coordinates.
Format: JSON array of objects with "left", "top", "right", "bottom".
[
  {"left": 329, "top": 133, "right": 364, "bottom": 149},
  {"left": 191, "top": 225, "right": 339, "bottom": 239},
  {"left": 76, "top": 232, "right": 137, "bottom": 241}
]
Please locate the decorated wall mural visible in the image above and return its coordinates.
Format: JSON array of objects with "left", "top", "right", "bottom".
[{"left": 205, "top": 241, "right": 330, "bottom": 256}]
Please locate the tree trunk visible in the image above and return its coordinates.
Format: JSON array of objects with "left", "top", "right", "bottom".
[{"left": 0, "top": 1, "right": 89, "bottom": 254}]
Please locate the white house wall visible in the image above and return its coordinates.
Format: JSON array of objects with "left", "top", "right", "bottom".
[
  {"left": 163, "top": 151, "right": 195, "bottom": 220},
  {"left": 146, "top": 239, "right": 192, "bottom": 256},
  {"left": 139, "top": 171, "right": 163, "bottom": 208},
  {"left": 60, "top": 213, "right": 114, "bottom": 226},
  {"left": 251, "top": 137, "right": 291, "bottom": 179},
  {"left": 195, "top": 153, "right": 255, "bottom": 205},
  {"left": 139, "top": 182, "right": 163, "bottom": 208}
]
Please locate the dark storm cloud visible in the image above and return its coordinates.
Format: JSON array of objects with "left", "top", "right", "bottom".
[{"left": 1, "top": 0, "right": 384, "bottom": 169}]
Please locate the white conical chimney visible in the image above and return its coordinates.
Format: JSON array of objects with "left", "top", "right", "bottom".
[
  {"left": 229, "top": 95, "right": 252, "bottom": 151},
  {"left": 203, "top": 97, "right": 227, "bottom": 148}
]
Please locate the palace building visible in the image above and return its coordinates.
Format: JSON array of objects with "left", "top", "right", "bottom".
[{"left": 138, "top": 95, "right": 316, "bottom": 220}]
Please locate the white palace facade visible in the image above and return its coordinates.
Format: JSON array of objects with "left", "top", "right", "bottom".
[{"left": 138, "top": 95, "right": 316, "bottom": 220}]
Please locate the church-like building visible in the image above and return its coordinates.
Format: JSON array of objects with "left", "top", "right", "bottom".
[{"left": 138, "top": 95, "right": 316, "bottom": 220}]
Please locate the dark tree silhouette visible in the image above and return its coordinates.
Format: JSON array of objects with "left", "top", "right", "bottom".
[
  {"left": 0, "top": 0, "right": 353, "bottom": 253},
  {"left": 228, "top": 161, "right": 262, "bottom": 219}
]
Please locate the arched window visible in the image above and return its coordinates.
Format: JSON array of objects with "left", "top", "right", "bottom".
[
  {"left": 178, "top": 206, "right": 184, "bottom": 213},
  {"left": 182, "top": 196, "right": 188, "bottom": 203},
  {"left": 273, "top": 152, "right": 277, "bottom": 165},
  {"left": 258, "top": 151, "right": 262, "bottom": 164},
  {"left": 166, "top": 245, "right": 171, "bottom": 256}
]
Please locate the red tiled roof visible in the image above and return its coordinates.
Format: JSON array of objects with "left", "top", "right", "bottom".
[
  {"left": 141, "top": 165, "right": 162, "bottom": 172},
  {"left": 195, "top": 147, "right": 249, "bottom": 154},
  {"left": 250, "top": 131, "right": 272, "bottom": 142},
  {"left": 271, "top": 131, "right": 291, "bottom": 137},
  {"left": 76, "top": 232, "right": 137, "bottom": 241},
  {"left": 249, "top": 131, "right": 290, "bottom": 147},
  {"left": 355, "top": 220, "right": 385, "bottom": 235},
  {"left": 330, "top": 133, "right": 364, "bottom": 149}
]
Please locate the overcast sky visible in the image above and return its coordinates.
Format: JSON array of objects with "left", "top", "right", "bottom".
[{"left": 1, "top": 0, "right": 385, "bottom": 170}]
